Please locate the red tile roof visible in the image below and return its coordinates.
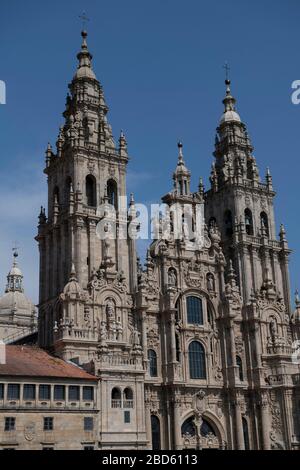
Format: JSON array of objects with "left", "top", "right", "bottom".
[{"left": 0, "top": 346, "right": 96, "bottom": 381}]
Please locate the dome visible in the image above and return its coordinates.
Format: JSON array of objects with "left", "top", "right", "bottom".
[
  {"left": 220, "top": 110, "right": 241, "bottom": 124},
  {"left": 74, "top": 65, "right": 96, "bottom": 80},
  {"left": 0, "top": 291, "right": 35, "bottom": 317},
  {"left": 8, "top": 265, "right": 23, "bottom": 277}
]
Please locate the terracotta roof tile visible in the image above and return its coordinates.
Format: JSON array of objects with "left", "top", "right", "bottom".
[{"left": 0, "top": 346, "right": 96, "bottom": 381}]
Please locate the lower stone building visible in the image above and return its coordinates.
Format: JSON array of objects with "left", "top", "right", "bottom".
[{"left": 0, "top": 346, "right": 98, "bottom": 450}]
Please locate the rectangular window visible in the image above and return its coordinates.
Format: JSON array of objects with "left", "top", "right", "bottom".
[
  {"left": 42, "top": 447, "right": 54, "bottom": 451},
  {"left": 84, "top": 417, "right": 94, "bottom": 431},
  {"left": 187, "top": 296, "right": 203, "bottom": 325},
  {"left": 23, "top": 384, "right": 36, "bottom": 400},
  {"left": 7, "top": 384, "right": 20, "bottom": 400},
  {"left": 0, "top": 384, "right": 4, "bottom": 400},
  {"left": 4, "top": 417, "right": 15, "bottom": 432},
  {"left": 83, "top": 446, "right": 94, "bottom": 450},
  {"left": 39, "top": 385, "right": 51, "bottom": 400},
  {"left": 43, "top": 417, "right": 53, "bottom": 431},
  {"left": 68, "top": 385, "right": 80, "bottom": 401},
  {"left": 124, "top": 411, "right": 130, "bottom": 424},
  {"left": 83, "top": 387, "right": 94, "bottom": 401},
  {"left": 54, "top": 385, "right": 65, "bottom": 401}
]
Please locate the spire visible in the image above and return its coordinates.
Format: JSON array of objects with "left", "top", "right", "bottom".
[
  {"left": 220, "top": 79, "right": 241, "bottom": 124},
  {"left": 74, "top": 30, "right": 96, "bottom": 80},
  {"left": 172, "top": 142, "right": 191, "bottom": 196},
  {"left": 69, "top": 263, "right": 78, "bottom": 282},
  {"left": 5, "top": 248, "right": 24, "bottom": 293}
]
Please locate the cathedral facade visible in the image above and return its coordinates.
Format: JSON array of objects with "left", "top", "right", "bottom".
[{"left": 19, "top": 30, "right": 300, "bottom": 449}]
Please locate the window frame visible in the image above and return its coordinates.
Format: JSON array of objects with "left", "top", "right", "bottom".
[
  {"left": 7, "top": 384, "right": 20, "bottom": 400},
  {"left": 148, "top": 349, "right": 158, "bottom": 377},
  {"left": 43, "top": 417, "right": 54, "bottom": 431},
  {"left": 23, "top": 384, "right": 36, "bottom": 400},
  {"left": 186, "top": 296, "right": 204, "bottom": 325},
  {"left": 83, "top": 386, "right": 94, "bottom": 401},
  {"left": 54, "top": 385, "right": 65, "bottom": 401},
  {"left": 39, "top": 384, "right": 51, "bottom": 401},
  {"left": 68, "top": 385, "right": 80, "bottom": 401},
  {"left": 84, "top": 417, "right": 94, "bottom": 431},
  {"left": 4, "top": 417, "right": 15, "bottom": 432},
  {"left": 188, "top": 341, "right": 207, "bottom": 379}
]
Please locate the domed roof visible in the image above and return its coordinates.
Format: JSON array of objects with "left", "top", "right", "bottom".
[
  {"left": 0, "top": 251, "right": 36, "bottom": 319},
  {"left": 74, "top": 65, "right": 96, "bottom": 80},
  {"left": 8, "top": 265, "right": 23, "bottom": 277},
  {"left": 220, "top": 109, "right": 241, "bottom": 124},
  {"left": 0, "top": 291, "right": 35, "bottom": 316}
]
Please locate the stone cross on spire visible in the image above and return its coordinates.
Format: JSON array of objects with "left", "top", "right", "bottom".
[
  {"left": 79, "top": 11, "right": 90, "bottom": 31},
  {"left": 223, "top": 62, "right": 230, "bottom": 81}
]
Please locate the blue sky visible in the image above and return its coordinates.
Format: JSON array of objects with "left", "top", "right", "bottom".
[{"left": 0, "top": 0, "right": 300, "bottom": 304}]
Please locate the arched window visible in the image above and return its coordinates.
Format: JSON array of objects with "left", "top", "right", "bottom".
[
  {"left": 187, "top": 296, "right": 203, "bottom": 325},
  {"left": 148, "top": 349, "right": 158, "bottom": 377},
  {"left": 175, "top": 334, "right": 181, "bottom": 362},
  {"left": 107, "top": 179, "right": 118, "bottom": 210},
  {"left": 236, "top": 356, "right": 244, "bottom": 381},
  {"left": 242, "top": 417, "right": 250, "bottom": 450},
  {"left": 189, "top": 341, "right": 206, "bottom": 379},
  {"left": 224, "top": 210, "right": 233, "bottom": 237},
  {"left": 111, "top": 387, "right": 121, "bottom": 408},
  {"left": 151, "top": 415, "right": 161, "bottom": 450},
  {"left": 260, "top": 212, "right": 269, "bottom": 237},
  {"left": 175, "top": 299, "right": 181, "bottom": 322},
  {"left": 181, "top": 417, "right": 216, "bottom": 437},
  {"left": 86, "top": 175, "right": 96, "bottom": 207},
  {"left": 244, "top": 209, "right": 253, "bottom": 235},
  {"left": 123, "top": 388, "right": 134, "bottom": 408},
  {"left": 53, "top": 186, "right": 60, "bottom": 204},
  {"left": 181, "top": 417, "right": 196, "bottom": 437}
]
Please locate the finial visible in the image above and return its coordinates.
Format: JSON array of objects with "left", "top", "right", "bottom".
[
  {"left": 69, "top": 263, "right": 77, "bottom": 281},
  {"left": 129, "top": 193, "right": 135, "bottom": 206},
  {"left": 177, "top": 141, "right": 184, "bottom": 163},
  {"left": 279, "top": 223, "right": 287, "bottom": 241},
  {"left": 198, "top": 177, "right": 204, "bottom": 194},
  {"left": 12, "top": 243, "right": 19, "bottom": 263}
]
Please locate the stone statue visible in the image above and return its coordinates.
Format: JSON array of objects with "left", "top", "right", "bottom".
[
  {"left": 106, "top": 298, "right": 115, "bottom": 320},
  {"left": 168, "top": 269, "right": 177, "bottom": 287},
  {"left": 269, "top": 317, "right": 277, "bottom": 342},
  {"left": 133, "top": 328, "right": 142, "bottom": 350},
  {"left": 116, "top": 320, "right": 123, "bottom": 341},
  {"left": 111, "top": 320, "right": 117, "bottom": 341},
  {"left": 207, "top": 273, "right": 215, "bottom": 291},
  {"left": 100, "top": 321, "right": 107, "bottom": 343}
]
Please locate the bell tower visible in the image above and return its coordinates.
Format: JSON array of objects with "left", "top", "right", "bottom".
[
  {"left": 36, "top": 30, "right": 138, "bottom": 350},
  {"left": 205, "top": 79, "right": 291, "bottom": 312}
]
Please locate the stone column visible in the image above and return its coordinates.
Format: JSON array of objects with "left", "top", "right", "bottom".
[
  {"left": 173, "top": 402, "right": 182, "bottom": 449},
  {"left": 145, "top": 404, "right": 152, "bottom": 449},
  {"left": 88, "top": 220, "right": 96, "bottom": 277},
  {"left": 260, "top": 393, "right": 271, "bottom": 450},
  {"left": 170, "top": 313, "right": 177, "bottom": 363},
  {"left": 234, "top": 395, "right": 245, "bottom": 450},
  {"left": 141, "top": 309, "right": 148, "bottom": 364}
]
